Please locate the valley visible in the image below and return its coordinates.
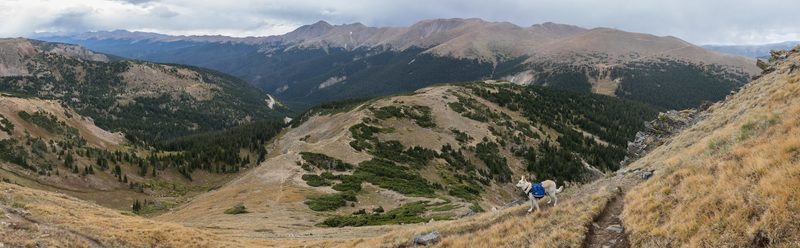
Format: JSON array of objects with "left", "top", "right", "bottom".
[
  {"left": 0, "top": 38, "right": 287, "bottom": 214},
  {"left": 0, "top": 12, "right": 798, "bottom": 248}
]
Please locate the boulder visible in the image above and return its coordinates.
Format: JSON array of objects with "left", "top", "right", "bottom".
[
  {"left": 606, "top": 224, "right": 624, "bottom": 233},
  {"left": 413, "top": 230, "right": 441, "bottom": 245},
  {"left": 640, "top": 170, "right": 654, "bottom": 180}
]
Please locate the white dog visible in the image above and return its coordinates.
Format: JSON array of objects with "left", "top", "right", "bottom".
[{"left": 515, "top": 176, "right": 563, "bottom": 212}]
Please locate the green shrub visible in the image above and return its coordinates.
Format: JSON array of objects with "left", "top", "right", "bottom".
[
  {"left": 320, "top": 171, "right": 337, "bottom": 179},
  {"left": 448, "top": 183, "right": 482, "bottom": 201},
  {"left": 301, "top": 174, "right": 331, "bottom": 187},
  {"left": 475, "top": 139, "right": 512, "bottom": 183},
  {"left": 321, "top": 201, "right": 431, "bottom": 227},
  {"left": 0, "top": 139, "right": 28, "bottom": 168},
  {"left": 331, "top": 175, "right": 363, "bottom": 192},
  {"left": 469, "top": 203, "right": 484, "bottom": 213},
  {"left": 0, "top": 114, "right": 14, "bottom": 134},
  {"left": 224, "top": 203, "right": 248, "bottom": 214},
  {"left": 349, "top": 123, "right": 385, "bottom": 151},
  {"left": 450, "top": 128, "right": 473, "bottom": 144},
  {"left": 353, "top": 159, "right": 435, "bottom": 197},
  {"left": 448, "top": 101, "right": 466, "bottom": 113},
  {"left": 430, "top": 203, "right": 459, "bottom": 212},
  {"left": 304, "top": 192, "right": 357, "bottom": 211},
  {"left": 300, "top": 152, "right": 354, "bottom": 171}
]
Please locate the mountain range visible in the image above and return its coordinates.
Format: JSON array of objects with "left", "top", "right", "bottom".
[
  {"left": 704, "top": 41, "right": 800, "bottom": 58},
  {"left": 39, "top": 18, "right": 758, "bottom": 110},
  {"left": 1, "top": 33, "right": 798, "bottom": 247}
]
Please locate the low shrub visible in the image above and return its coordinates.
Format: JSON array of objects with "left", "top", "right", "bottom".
[{"left": 224, "top": 203, "right": 248, "bottom": 214}]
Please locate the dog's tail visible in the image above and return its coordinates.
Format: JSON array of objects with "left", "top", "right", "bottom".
[{"left": 556, "top": 186, "right": 564, "bottom": 193}]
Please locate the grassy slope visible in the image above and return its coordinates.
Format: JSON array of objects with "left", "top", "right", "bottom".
[
  {"left": 0, "top": 182, "right": 247, "bottom": 247},
  {"left": 0, "top": 39, "right": 283, "bottom": 143},
  {"left": 622, "top": 48, "right": 800, "bottom": 247}
]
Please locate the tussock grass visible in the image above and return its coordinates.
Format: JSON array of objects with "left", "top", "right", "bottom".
[{"left": 623, "top": 52, "right": 800, "bottom": 247}]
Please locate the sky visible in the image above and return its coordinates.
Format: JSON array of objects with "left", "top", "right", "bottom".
[{"left": 1, "top": 0, "right": 798, "bottom": 45}]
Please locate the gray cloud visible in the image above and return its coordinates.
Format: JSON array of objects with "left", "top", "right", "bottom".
[
  {"left": 112, "top": 0, "right": 158, "bottom": 5},
  {"left": 2, "top": 0, "right": 799, "bottom": 44}
]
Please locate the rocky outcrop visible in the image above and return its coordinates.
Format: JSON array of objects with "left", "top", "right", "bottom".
[
  {"left": 413, "top": 230, "right": 441, "bottom": 245},
  {"left": 621, "top": 109, "right": 701, "bottom": 166},
  {"left": 754, "top": 46, "right": 799, "bottom": 78}
]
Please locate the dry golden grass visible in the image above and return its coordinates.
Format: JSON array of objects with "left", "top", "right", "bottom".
[
  {"left": 0, "top": 182, "right": 251, "bottom": 247},
  {"left": 623, "top": 49, "right": 800, "bottom": 247}
]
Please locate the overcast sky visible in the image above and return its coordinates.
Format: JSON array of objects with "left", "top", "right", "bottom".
[{"left": 1, "top": 0, "right": 798, "bottom": 45}]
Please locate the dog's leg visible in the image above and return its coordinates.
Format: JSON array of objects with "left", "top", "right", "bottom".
[
  {"left": 552, "top": 193, "right": 558, "bottom": 206},
  {"left": 527, "top": 195, "right": 534, "bottom": 213},
  {"left": 546, "top": 194, "right": 552, "bottom": 204},
  {"left": 534, "top": 199, "right": 540, "bottom": 212}
]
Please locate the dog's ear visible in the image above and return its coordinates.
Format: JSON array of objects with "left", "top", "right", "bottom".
[{"left": 520, "top": 176, "right": 524, "bottom": 181}]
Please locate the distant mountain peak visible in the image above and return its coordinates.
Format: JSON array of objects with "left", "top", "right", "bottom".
[{"left": 310, "top": 20, "right": 332, "bottom": 27}]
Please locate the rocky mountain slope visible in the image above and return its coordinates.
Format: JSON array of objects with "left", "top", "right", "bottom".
[
  {"left": 2, "top": 46, "right": 798, "bottom": 247},
  {"left": 39, "top": 18, "right": 758, "bottom": 109}
]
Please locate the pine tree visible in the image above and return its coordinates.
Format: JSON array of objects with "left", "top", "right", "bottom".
[
  {"left": 132, "top": 199, "right": 141, "bottom": 213},
  {"left": 64, "top": 153, "right": 74, "bottom": 168},
  {"left": 114, "top": 164, "right": 122, "bottom": 179}
]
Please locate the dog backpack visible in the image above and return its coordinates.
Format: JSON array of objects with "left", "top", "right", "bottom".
[{"left": 530, "top": 183, "right": 546, "bottom": 198}]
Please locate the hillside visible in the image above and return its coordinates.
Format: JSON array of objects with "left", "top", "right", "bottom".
[
  {"left": 39, "top": 18, "right": 758, "bottom": 109},
  {"left": 0, "top": 39, "right": 288, "bottom": 213},
  {"left": 340, "top": 45, "right": 800, "bottom": 248},
  {"left": 153, "top": 82, "right": 657, "bottom": 239},
  {"left": 0, "top": 92, "right": 285, "bottom": 214},
  {"left": 2, "top": 47, "right": 799, "bottom": 247},
  {"left": 0, "top": 38, "right": 287, "bottom": 143}
]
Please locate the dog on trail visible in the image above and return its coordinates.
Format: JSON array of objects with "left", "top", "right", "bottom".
[{"left": 515, "top": 176, "right": 563, "bottom": 212}]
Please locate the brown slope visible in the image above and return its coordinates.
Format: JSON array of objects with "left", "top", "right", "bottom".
[
  {"left": 532, "top": 27, "right": 757, "bottom": 74},
  {"left": 0, "top": 182, "right": 253, "bottom": 247},
  {"left": 280, "top": 18, "right": 587, "bottom": 61},
  {"left": 621, "top": 46, "right": 800, "bottom": 247},
  {"left": 0, "top": 38, "right": 108, "bottom": 77},
  {"left": 0, "top": 95, "right": 124, "bottom": 148}
]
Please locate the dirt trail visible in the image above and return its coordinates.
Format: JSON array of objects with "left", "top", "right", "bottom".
[{"left": 582, "top": 187, "right": 630, "bottom": 248}]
